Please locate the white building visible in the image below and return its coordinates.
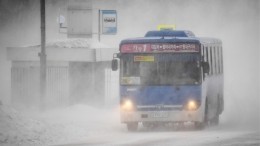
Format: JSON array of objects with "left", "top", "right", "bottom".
[{"left": 6, "top": 0, "right": 120, "bottom": 108}]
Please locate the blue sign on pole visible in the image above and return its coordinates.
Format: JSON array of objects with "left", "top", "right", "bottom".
[{"left": 102, "top": 10, "right": 117, "bottom": 34}]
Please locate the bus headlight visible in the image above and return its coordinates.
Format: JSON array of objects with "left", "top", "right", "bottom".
[
  {"left": 185, "top": 100, "right": 199, "bottom": 111},
  {"left": 121, "top": 99, "right": 134, "bottom": 111}
]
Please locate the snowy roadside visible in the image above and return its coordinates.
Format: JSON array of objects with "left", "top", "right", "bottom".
[
  {"left": 0, "top": 104, "right": 47, "bottom": 146},
  {"left": 1, "top": 102, "right": 258, "bottom": 146},
  {"left": 0, "top": 103, "right": 121, "bottom": 146}
]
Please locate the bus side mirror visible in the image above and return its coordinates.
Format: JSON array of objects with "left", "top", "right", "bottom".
[
  {"left": 202, "top": 62, "right": 210, "bottom": 74},
  {"left": 112, "top": 59, "right": 118, "bottom": 71}
]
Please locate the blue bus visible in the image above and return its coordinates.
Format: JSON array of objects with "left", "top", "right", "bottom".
[{"left": 112, "top": 30, "right": 224, "bottom": 131}]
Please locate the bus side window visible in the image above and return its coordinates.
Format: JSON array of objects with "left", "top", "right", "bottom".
[
  {"left": 201, "top": 45, "right": 204, "bottom": 59},
  {"left": 219, "top": 46, "right": 223, "bottom": 73},
  {"left": 205, "top": 47, "right": 208, "bottom": 62},
  {"left": 202, "top": 46, "right": 209, "bottom": 79},
  {"left": 214, "top": 46, "right": 218, "bottom": 75},
  {"left": 220, "top": 46, "right": 224, "bottom": 73},
  {"left": 204, "top": 47, "right": 207, "bottom": 62},
  {"left": 212, "top": 47, "right": 216, "bottom": 75},
  {"left": 206, "top": 47, "right": 210, "bottom": 75},
  {"left": 216, "top": 46, "right": 220, "bottom": 74},
  {"left": 213, "top": 47, "right": 217, "bottom": 75},
  {"left": 209, "top": 47, "right": 213, "bottom": 75}
]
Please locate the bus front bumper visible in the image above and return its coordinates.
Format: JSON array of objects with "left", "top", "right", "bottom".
[{"left": 120, "top": 108, "right": 204, "bottom": 123}]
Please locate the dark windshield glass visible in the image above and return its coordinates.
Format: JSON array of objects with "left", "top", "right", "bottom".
[{"left": 120, "top": 53, "right": 201, "bottom": 85}]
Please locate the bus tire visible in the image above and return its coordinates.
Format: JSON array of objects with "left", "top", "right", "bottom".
[
  {"left": 127, "top": 122, "right": 138, "bottom": 131},
  {"left": 195, "top": 97, "right": 209, "bottom": 130},
  {"left": 211, "top": 97, "right": 220, "bottom": 125},
  {"left": 218, "top": 96, "right": 224, "bottom": 115},
  {"left": 194, "top": 122, "right": 205, "bottom": 130},
  {"left": 143, "top": 122, "right": 156, "bottom": 129},
  {"left": 204, "top": 98, "right": 209, "bottom": 124},
  {"left": 212, "top": 114, "right": 219, "bottom": 125}
]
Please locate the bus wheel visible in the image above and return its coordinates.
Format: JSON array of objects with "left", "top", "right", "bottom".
[
  {"left": 195, "top": 98, "right": 208, "bottom": 130},
  {"left": 127, "top": 122, "right": 138, "bottom": 131},
  {"left": 211, "top": 97, "right": 220, "bottom": 125},
  {"left": 211, "top": 114, "right": 219, "bottom": 125},
  {"left": 143, "top": 122, "right": 153, "bottom": 129},
  {"left": 194, "top": 122, "right": 205, "bottom": 130}
]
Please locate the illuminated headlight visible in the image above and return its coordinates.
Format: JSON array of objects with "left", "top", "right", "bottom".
[
  {"left": 121, "top": 99, "right": 135, "bottom": 111},
  {"left": 185, "top": 100, "right": 199, "bottom": 111}
]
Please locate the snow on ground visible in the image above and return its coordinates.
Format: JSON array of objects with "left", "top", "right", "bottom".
[
  {"left": 0, "top": 104, "right": 47, "bottom": 146},
  {"left": 46, "top": 38, "right": 111, "bottom": 49},
  {"left": 24, "top": 38, "right": 112, "bottom": 49},
  {"left": 0, "top": 103, "right": 121, "bottom": 146},
  {"left": 0, "top": 103, "right": 259, "bottom": 146}
]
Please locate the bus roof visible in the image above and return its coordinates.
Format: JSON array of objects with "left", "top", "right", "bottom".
[
  {"left": 145, "top": 30, "right": 195, "bottom": 37},
  {"left": 120, "top": 30, "right": 222, "bottom": 46}
]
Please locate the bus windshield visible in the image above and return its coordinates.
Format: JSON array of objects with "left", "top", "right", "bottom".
[{"left": 120, "top": 53, "right": 201, "bottom": 85}]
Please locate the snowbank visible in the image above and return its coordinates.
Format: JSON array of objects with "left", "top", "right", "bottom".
[
  {"left": 46, "top": 39, "right": 91, "bottom": 48},
  {"left": 24, "top": 38, "right": 112, "bottom": 49},
  {"left": 0, "top": 104, "right": 47, "bottom": 146},
  {"left": 0, "top": 104, "right": 120, "bottom": 146},
  {"left": 46, "top": 39, "right": 111, "bottom": 49}
]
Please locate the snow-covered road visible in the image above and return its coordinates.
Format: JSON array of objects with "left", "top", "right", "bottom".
[
  {"left": 1, "top": 104, "right": 259, "bottom": 146},
  {"left": 45, "top": 105, "right": 259, "bottom": 146},
  {"left": 54, "top": 127, "right": 259, "bottom": 146}
]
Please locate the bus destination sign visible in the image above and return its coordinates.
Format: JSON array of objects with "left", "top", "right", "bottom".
[{"left": 120, "top": 43, "right": 199, "bottom": 53}]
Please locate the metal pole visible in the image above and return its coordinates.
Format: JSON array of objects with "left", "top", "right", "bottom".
[
  {"left": 40, "top": 0, "right": 46, "bottom": 110},
  {"left": 98, "top": 9, "right": 101, "bottom": 42}
]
